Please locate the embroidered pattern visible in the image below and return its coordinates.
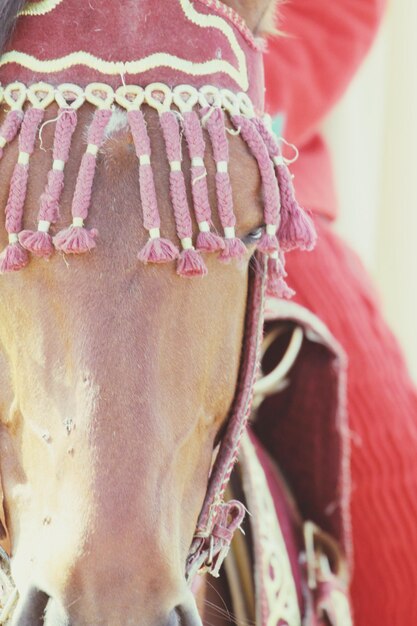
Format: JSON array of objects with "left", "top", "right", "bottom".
[
  {"left": 2, "top": 0, "right": 250, "bottom": 91},
  {"left": 240, "top": 433, "right": 301, "bottom": 626},
  {"left": 19, "top": 0, "right": 64, "bottom": 16}
]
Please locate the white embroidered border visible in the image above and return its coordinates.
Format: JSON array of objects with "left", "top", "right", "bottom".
[
  {"left": 19, "top": 0, "right": 64, "bottom": 16},
  {"left": 240, "top": 432, "right": 301, "bottom": 626}
]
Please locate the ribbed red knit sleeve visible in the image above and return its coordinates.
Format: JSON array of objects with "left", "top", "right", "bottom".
[{"left": 264, "top": 0, "right": 386, "bottom": 143}]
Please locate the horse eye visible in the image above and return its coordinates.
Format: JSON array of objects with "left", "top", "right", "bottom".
[{"left": 242, "top": 226, "right": 264, "bottom": 245}]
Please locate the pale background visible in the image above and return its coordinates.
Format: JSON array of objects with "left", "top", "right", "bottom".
[{"left": 321, "top": 0, "right": 417, "bottom": 381}]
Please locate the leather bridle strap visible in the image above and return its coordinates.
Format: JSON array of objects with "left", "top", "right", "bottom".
[{"left": 186, "top": 254, "right": 267, "bottom": 580}]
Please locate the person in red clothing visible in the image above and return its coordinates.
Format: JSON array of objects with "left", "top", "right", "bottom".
[{"left": 264, "top": 1, "right": 417, "bottom": 623}]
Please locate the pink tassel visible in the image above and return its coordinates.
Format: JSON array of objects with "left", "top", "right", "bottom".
[
  {"left": 181, "top": 110, "right": 224, "bottom": 253},
  {"left": 254, "top": 118, "right": 317, "bottom": 252},
  {"left": 0, "top": 106, "right": 44, "bottom": 273},
  {"left": 230, "top": 114, "right": 281, "bottom": 256},
  {"left": 53, "top": 108, "right": 111, "bottom": 254},
  {"left": 0, "top": 235, "right": 29, "bottom": 274},
  {"left": 159, "top": 110, "right": 207, "bottom": 277},
  {"left": 176, "top": 247, "right": 208, "bottom": 277},
  {"left": 201, "top": 107, "right": 245, "bottom": 262},
  {"left": 137, "top": 236, "right": 178, "bottom": 264},
  {"left": 128, "top": 110, "right": 179, "bottom": 264},
  {"left": 20, "top": 108, "right": 78, "bottom": 258},
  {"left": 266, "top": 252, "right": 295, "bottom": 299},
  {"left": 53, "top": 224, "right": 98, "bottom": 253},
  {"left": 0, "top": 109, "right": 24, "bottom": 160},
  {"left": 275, "top": 162, "right": 316, "bottom": 252},
  {"left": 196, "top": 229, "right": 225, "bottom": 253},
  {"left": 258, "top": 228, "right": 280, "bottom": 255},
  {"left": 221, "top": 236, "right": 247, "bottom": 262},
  {"left": 18, "top": 228, "right": 54, "bottom": 258}
]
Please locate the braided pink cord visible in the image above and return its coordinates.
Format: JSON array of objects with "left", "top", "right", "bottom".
[
  {"left": 186, "top": 262, "right": 266, "bottom": 578},
  {"left": 182, "top": 110, "right": 211, "bottom": 224},
  {"left": 71, "top": 109, "right": 111, "bottom": 221},
  {"left": 201, "top": 106, "right": 246, "bottom": 261},
  {"left": 231, "top": 114, "right": 280, "bottom": 254},
  {"left": 159, "top": 111, "right": 207, "bottom": 276},
  {"left": 0, "top": 109, "right": 24, "bottom": 160},
  {"left": 128, "top": 109, "right": 159, "bottom": 230},
  {"left": 266, "top": 252, "right": 295, "bottom": 300},
  {"left": 53, "top": 108, "right": 111, "bottom": 254},
  {"left": 0, "top": 107, "right": 44, "bottom": 272},
  {"left": 159, "top": 111, "right": 193, "bottom": 240},
  {"left": 128, "top": 109, "right": 179, "bottom": 264},
  {"left": 41, "top": 109, "right": 77, "bottom": 223},
  {"left": 182, "top": 110, "right": 224, "bottom": 253},
  {"left": 4, "top": 107, "right": 44, "bottom": 235},
  {"left": 254, "top": 117, "right": 317, "bottom": 252},
  {"left": 202, "top": 106, "right": 235, "bottom": 229},
  {"left": 19, "top": 108, "right": 78, "bottom": 257}
]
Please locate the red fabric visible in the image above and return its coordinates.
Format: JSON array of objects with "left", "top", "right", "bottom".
[
  {"left": 1, "top": 0, "right": 265, "bottom": 109},
  {"left": 264, "top": 0, "right": 386, "bottom": 219},
  {"left": 285, "top": 217, "right": 417, "bottom": 625}
]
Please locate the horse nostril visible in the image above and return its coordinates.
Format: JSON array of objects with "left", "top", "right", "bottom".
[
  {"left": 167, "top": 609, "right": 180, "bottom": 626},
  {"left": 11, "top": 588, "right": 50, "bottom": 626},
  {"left": 175, "top": 594, "right": 204, "bottom": 626}
]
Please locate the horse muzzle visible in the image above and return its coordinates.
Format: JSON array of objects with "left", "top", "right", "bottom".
[{"left": 11, "top": 586, "right": 203, "bottom": 626}]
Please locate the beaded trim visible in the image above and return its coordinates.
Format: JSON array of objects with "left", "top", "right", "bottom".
[{"left": 0, "top": 81, "right": 256, "bottom": 116}]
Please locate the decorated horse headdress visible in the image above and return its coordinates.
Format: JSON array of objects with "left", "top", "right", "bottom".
[{"left": 0, "top": 0, "right": 316, "bottom": 578}]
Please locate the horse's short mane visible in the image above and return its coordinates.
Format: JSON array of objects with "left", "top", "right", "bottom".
[{"left": 0, "top": 0, "right": 26, "bottom": 53}]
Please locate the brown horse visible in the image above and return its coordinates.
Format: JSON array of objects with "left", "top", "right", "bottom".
[{"left": 0, "top": 1, "right": 280, "bottom": 624}]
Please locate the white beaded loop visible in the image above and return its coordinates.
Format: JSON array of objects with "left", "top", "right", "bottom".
[
  {"left": 0, "top": 81, "right": 261, "bottom": 121},
  {"left": 198, "top": 85, "right": 222, "bottom": 109},
  {"left": 115, "top": 85, "right": 145, "bottom": 111},
  {"left": 220, "top": 89, "right": 240, "bottom": 116},
  {"left": 4, "top": 82, "right": 27, "bottom": 110},
  {"left": 144, "top": 83, "right": 172, "bottom": 113},
  {"left": 85, "top": 83, "right": 114, "bottom": 109},
  {"left": 238, "top": 92, "right": 255, "bottom": 118},
  {"left": 27, "top": 82, "right": 55, "bottom": 109},
  {"left": 173, "top": 85, "right": 199, "bottom": 112},
  {"left": 55, "top": 83, "right": 85, "bottom": 110}
]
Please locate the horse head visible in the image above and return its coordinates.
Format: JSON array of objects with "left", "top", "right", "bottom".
[{"left": 0, "top": 1, "right": 315, "bottom": 624}]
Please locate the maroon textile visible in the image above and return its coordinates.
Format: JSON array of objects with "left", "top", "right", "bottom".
[
  {"left": 254, "top": 299, "right": 351, "bottom": 562},
  {"left": 1, "top": 0, "right": 265, "bottom": 110}
]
